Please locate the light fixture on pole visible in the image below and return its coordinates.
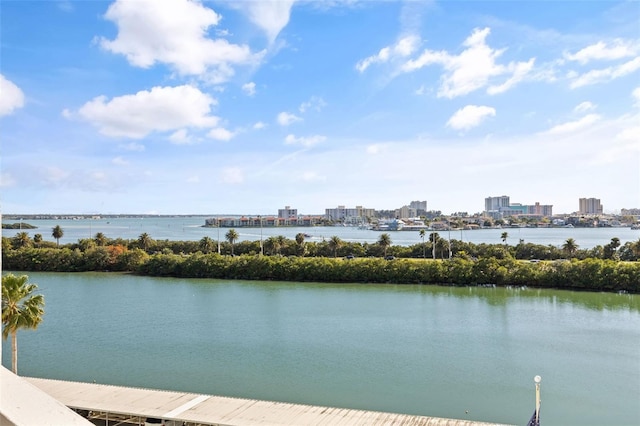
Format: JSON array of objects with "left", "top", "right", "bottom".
[
  {"left": 448, "top": 217, "right": 452, "bottom": 259},
  {"left": 259, "top": 215, "right": 263, "bottom": 255}
]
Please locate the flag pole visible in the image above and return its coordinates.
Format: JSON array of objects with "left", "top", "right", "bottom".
[{"left": 534, "top": 375, "right": 541, "bottom": 423}]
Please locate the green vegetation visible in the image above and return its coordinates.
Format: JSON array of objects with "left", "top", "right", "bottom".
[
  {"left": 2, "top": 229, "right": 639, "bottom": 293},
  {"left": 2, "top": 222, "right": 37, "bottom": 229},
  {"left": 2, "top": 274, "right": 45, "bottom": 374}
]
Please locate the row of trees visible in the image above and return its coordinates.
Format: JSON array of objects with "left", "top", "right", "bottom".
[
  {"left": 6, "top": 226, "right": 640, "bottom": 262},
  {"left": 3, "top": 247, "right": 638, "bottom": 293}
]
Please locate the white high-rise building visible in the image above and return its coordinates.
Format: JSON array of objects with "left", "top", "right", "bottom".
[{"left": 485, "top": 195, "right": 510, "bottom": 212}]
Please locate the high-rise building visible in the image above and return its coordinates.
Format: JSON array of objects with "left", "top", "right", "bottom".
[
  {"left": 395, "top": 206, "right": 417, "bottom": 219},
  {"left": 579, "top": 198, "right": 603, "bottom": 215},
  {"left": 527, "top": 202, "right": 553, "bottom": 217},
  {"left": 409, "top": 200, "right": 427, "bottom": 211},
  {"left": 485, "top": 195, "right": 510, "bottom": 212},
  {"left": 278, "top": 206, "right": 297, "bottom": 219},
  {"left": 325, "top": 205, "right": 375, "bottom": 222}
]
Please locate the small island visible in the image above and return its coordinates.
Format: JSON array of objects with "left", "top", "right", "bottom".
[{"left": 2, "top": 222, "right": 37, "bottom": 229}]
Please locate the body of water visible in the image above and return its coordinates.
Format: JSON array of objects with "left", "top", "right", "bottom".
[
  {"left": 2, "top": 272, "right": 639, "bottom": 425},
  {"left": 2, "top": 216, "right": 639, "bottom": 249}
]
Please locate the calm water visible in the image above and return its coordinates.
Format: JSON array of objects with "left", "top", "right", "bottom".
[
  {"left": 2, "top": 272, "right": 639, "bottom": 426},
  {"left": 2, "top": 216, "right": 639, "bottom": 249}
]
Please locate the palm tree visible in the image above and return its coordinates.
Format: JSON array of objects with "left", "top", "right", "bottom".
[
  {"left": 138, "top": 233, "right": 152, "bottom": 252},
  {"left": 52, "top": 225, "right": 64, "bottom": 247},
  {"left": 295, "top": 232, "right": 306, "bottom": 256},
  {"left": 378, "top": 233, "right": 392, "bottom": 258},
  {"left": 33, "top": 234, "right": 43, "bottom": 248},
  {"left": 501, "top": 231, "right": 509, "bottom": 245},
  {"left": 2, "top": 274, "right": 45, "bottom": 374},
  {"left": 429, "top": 232, "right": 439, "bottom": 260},
  {"left": 603, "top": 237, "right": 621, "bottom": 259},
  {"left": 562, "top": 238, "right": 578, "bottom": 258},
  {"left": 631, "top": 238, "right": 640, "bottom": 259},
  {"left": 419, "top": 229, "right": 426, "bottom": 258},
  {"left": 94, "top": 232, "right": 107, "bottom": 247},
  {"left": 328, "top": 236, "right": 343, "bottom": 258},
  {"left": 436, "top": 238, "right": 450, "bottom": 260},
  {"left": 199, "top": 236, "right": 215, "bottom": 254},
  {"left": 13, "top": 232, "right": 31, "bottom": 249},
  {"left": 275, "top": 235, "right": 287, "bottom": 256},
  {"left": 225, "top": 229, "right": 239, "bottom": 256}
]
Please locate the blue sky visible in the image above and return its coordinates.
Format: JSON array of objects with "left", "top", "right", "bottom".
[{"left": 1, "top": 0, "right": 638, "bottom": 216}]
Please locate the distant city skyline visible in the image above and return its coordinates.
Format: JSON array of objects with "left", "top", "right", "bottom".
[
  {"left": 2, "top": 194, "right": 634, "bottom": 218},
  {"left": 1, "top": 1, "right": 638, "bottom": 215}
]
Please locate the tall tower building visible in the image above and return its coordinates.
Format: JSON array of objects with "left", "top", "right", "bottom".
[
  {"left": 579, "top": 198, "right": 603, "bottom": 215},
  {"left": 485, "top": 195, "right": 510, "bottom": 212}
]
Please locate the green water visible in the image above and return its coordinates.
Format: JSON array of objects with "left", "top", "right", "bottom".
[{"left": 2, "top": 272, "right": 639, "bottom": 425}]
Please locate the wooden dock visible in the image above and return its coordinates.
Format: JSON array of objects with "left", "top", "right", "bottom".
[{"left": 26, "top": 376, "right": 512, "bottom": 426}]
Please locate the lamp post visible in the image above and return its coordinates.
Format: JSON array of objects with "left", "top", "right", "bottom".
[
  {"left": 217, "top": 216, "right": 221, "bottom": 254},
  {"left": 447, "top": 217, "right": 452, "bottom": 260},
  {"left": 259, "top": 215, "right": 263, "bottom": 255}
]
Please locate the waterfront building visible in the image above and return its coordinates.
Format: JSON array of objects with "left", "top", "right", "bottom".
[
  {"left": 395, "top": 205, "right": 418, "bottom": 219},
  {"left": 579, "top": 198, "right": 603, "bottom": 215},
  {"left": 409, "top": 200, "right": 428, "bottom": 215},
  {"left": 527, "top": 202, "right": 553, "bottom": 217},
  {"left": 484, "top": 196, "right": 553, "bottom": 219},
  {"left": 621, "top": 208, "right": 640, "bottom": 216},
  {"left": 325, "top": 205, "right": 375, "bottom": 223},
  {"left": 205, "top": 215, "right": 324, "bottom": 228},
  {"left": 278, "top": 206, "right": 298, "bottom": 225},
  {"left": 485, "top": 195, "right": 510, "bottom": 212}
]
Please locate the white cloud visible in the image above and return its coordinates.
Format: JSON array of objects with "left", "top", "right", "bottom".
[
  {"left": 0, "top": 173, "right": 16, "bottom": 188},
  {"left": 242, "top": 82, "right": 256, "bottom": 96},
  {"left": 221, "top": 167, "right": 243, "bottom": 184},
  {"left": 112, "top": 156, "right": 129, "bottom": 166},
  {"left": 0, "top": 74, "right": 25, "bottom": 116},
  {"left": 75, "top": 85, "right": 220, "bottom": 138},
  {"left": 253, "top": 121, "right": 266, "bottom": 129},
  {"left": 569, "top": 57, "right": 640, "bottom": 88},
  {"left": 356, "top": 35, "right": 420, "bottom": 72},
  {"left": 207, "top": 127, "right": 234, "bottom": 141},
  {"left": 543, "top": 113, "right": 601, "bottom": 135},
  {"left": 169, "top": 129, "right": 192, "bottom": 144},
  {"left": 633, "top": 87, "right": 640, "bottom": 107},
  {"left": 186, "top": 175, "right": 200, "bottom": 183},
  {"left": 301, "top": 171, "right": 326, "bottom": 182},
  {"left": 574, "top": 101, "right": 596, "bottom": 113},
  {"left": 564, "top": 39, "right": 637, "bottom": 64},
  {"left": 446, "top": 105, "right": 496, "bottom": 130},
  {"left": 366, "top": 144, "right": 383, "bottom": 154},
  {"left": 299, "top": 96, "right": 327, "bottom": 113},
  {"left": 119, "top": 142, "right": 145, "bottom": 152},
  {"left": 235, "top": 0, "right": 296, "bottom": 43},
  {"left": 99, "top": 0, "right": 263, "bottom": 82},
  {"left": 616, "top": 125, "right": 640, "bottom": 144},
  {"left": 284, "top": 134, "right": 326, "bottom": 147},
  {"left": 401, "top": 27, "right": 535, "bottom": 98},
  {"left": 487, "top": 58, "right": 535, "bottom": 95},
  {"left": 277, "top": 111, "right": 302, "bottom": 126}
]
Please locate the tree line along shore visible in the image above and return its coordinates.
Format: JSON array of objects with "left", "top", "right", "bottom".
[{"left": 2, "top": 228, "right": 639, "bottom": 293}]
